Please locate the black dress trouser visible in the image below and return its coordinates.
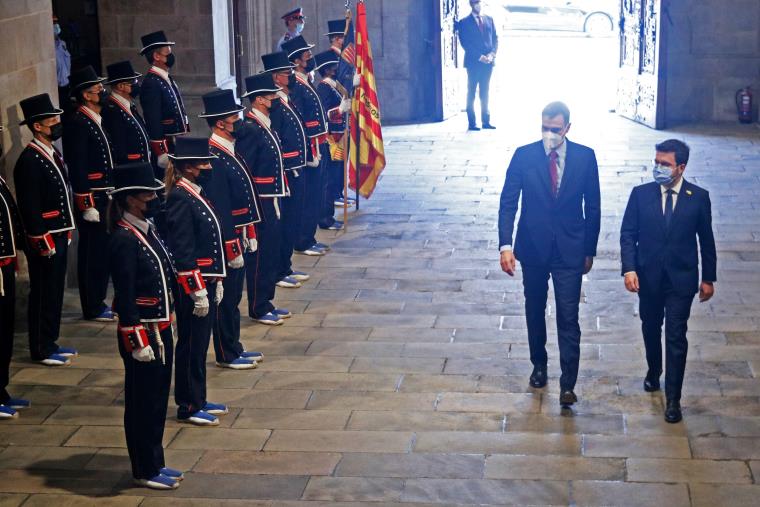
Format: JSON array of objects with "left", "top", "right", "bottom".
[
  {"left": 77, "top": 208, "right": 110, "bottom": 319},
  {"left": 175, "top": 280, "right": 217, "bottom": 418},
  {"left": 466, "top": 62, "right": 493, "bottom": 127},
  {"left": 28, "top": 234, "right": 69, "bottom": 361},
  {"left": 295, "top": 161, "right": 321, "bottom": 251},
  {"left": 121, "top": 326, "right": 173, "bottom": 480},
  {"left": 319, "top": 143, "right": 343, "bottom": 228},
  {"left": 279, "top": 171, "right": 305, "bottom": 280},
  {"left": 212, "top": 266, "right": 245, "bottom": 364},
  {"left": 639, "top": 273, "right": 694, "bottom": 402},
  {"left": 521, "top": 244, "right": 584, "bottom": 391},
  {"left": 0, "top": 262, "right": 16, "bottom": 403}
]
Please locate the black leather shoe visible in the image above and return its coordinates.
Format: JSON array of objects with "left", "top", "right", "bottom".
[
  {"left": 482, "top": 123, "right": 496, "bottom": 129},
  {"left": 664, "top": 399, "right": 682, "bottom": 424},
  {"left": 643, "top": 378, "right": 661, "bottom": 392},
  {"left": 468, "top": 125, "right": 480, "bottom": 131},
  {"left": 529, "top": 368, "right": 547, "bottom": 388},
  {"left": 559, "top": 390, "right": 578, "bottom": 407}
]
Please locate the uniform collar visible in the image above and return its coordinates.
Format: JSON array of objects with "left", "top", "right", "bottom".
[
  {"left": 180, "top": 176, "right": 201, "bottom": 193},
  {"left": 150, "top": 65, "right": 170, "bottom": 81},
  {"left": 111, "top": 92, "right": 132, "bottom": 111},
  {"left": 123, "top": 211, "right": 150, "bottom": 235},
  {"left": 662, "top": 177, "right": 684, "bottom": 195},
  {"left": 250, "top": 108, "right": 271, "bottom": 129},
  {"left": 32, "top": 138, "right": 55, "bottom": 158},
  {"left": 81, "top": 105, "right": 102, "bottom": 125},
  {"left": 210, "top": 133, "right": 235, "bottom": 154},
  {"left": 322, "top": 77, "right": 337, "bottom": 88},
  {"left": 277, "top": 90, "right": 290, "bottom": 103}
]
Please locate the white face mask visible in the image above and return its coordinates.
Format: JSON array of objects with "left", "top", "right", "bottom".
[
  {"left": 53, "top": 24, "right": 61, "bottom": 36},
  {"left": 542, "top": 131, "right": 564, "bottom": 151}
]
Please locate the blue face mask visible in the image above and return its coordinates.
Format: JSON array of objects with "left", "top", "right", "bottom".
[
  {"left": 653, "top": 164, "right": 675, "bottom": 186},
  {"left": 295, "top": 22, "right": 305, "bottom": 34}
]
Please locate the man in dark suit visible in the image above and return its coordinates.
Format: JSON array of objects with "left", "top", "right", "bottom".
[
  {"left": 499, "top": 102, "right": 601, "bottom": 407},
  {"left": 457, "top": 0, "right": 498, "bottom": 131},
  {"left": 620, "top": 139, "right": 716, "bottom": 424}
]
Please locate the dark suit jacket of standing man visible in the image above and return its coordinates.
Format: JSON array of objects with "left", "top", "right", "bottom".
[
  {"left": 620, "top": 180, "right": 717, "bottom": 296},
  {"left": 499, "top": 140, "right": 601, "bottom": 268},
  {"left": 457, "top": 12, "right": 498, "bottom": 127}
]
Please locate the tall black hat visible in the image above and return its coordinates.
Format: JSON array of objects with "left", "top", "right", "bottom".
[
  {"left": 313, "top": 50, "right": 340, "bottom": 72},
  {"left": 326, "top": 19, "right": 346, "bottom": 36},
  {"left": 281, "top": 35, "right": 315, "bottom": 60},
  {"left": 199, "top": 89, "right": 244, "bottom": 118},
  {"left": 281, "top": 7, "right": 305, "bottom": 21},
  {"left": 261, "top": 52, "right": 295, "bottom": 73},
  {"left": 105, "top": 60, "right": 142, "bottom": 84},
  {"left": 168, "top": 137, "right": 218, "bottom": 161},
  {"left": 242, "top": 73, "right": 281, "bottom": 99},
  {"left": 69, "top": 65, "right": 106, "bottom": 95},
  {"left": 18, "top": 93, "right": 63, "bottom": 126},
  {"left": 139, "top": 30, "right": 175, "bottom": 55},
  {"left": 108, "top": 162, "right": 164, "bottom": 196}
]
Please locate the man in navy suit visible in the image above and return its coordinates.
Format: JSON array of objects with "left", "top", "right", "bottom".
[
  {"left": 457, "top": 0, "right": 498, "bottom": 131},
  {"left": 499, "top": 102, "right": 601, "bottom": 407},
  {"left": 620, "top": 139, "right": 716, "bottom": 424}
]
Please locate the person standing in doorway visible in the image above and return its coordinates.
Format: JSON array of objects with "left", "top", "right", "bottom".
[
  {"left": 620, "top": 139, "right": 717, "bottom": 424},
  {"left": 498, "top": 102, "right": 601, "bottom": 407},
  {"left": 457, "top": 0, "right": 498, "bottom": 131},
  {"left": 53, "top": 16, "right": 71, "bottom": 111},
  {"left": 276, "top": 7, "right": 306, "bottom": 52}
]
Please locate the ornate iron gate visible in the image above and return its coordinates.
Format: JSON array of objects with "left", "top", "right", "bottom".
[
  {"left": 434, "top": 0, "right": 461, "bottom": 121},
  {"left": 617, "top": 0, "right": 667, "bottom": 129}
]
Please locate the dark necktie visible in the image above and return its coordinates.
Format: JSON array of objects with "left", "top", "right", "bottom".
[
  {"left": 664, "top": 189, "right": 675, "bottom": 227},
  {"left": 548, "top": 150, "right": 559, "bottom": 197}
]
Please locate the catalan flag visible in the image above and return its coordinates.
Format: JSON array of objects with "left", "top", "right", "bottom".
[{"left": 348, "top": 0, "right": 386, "bottom": 199}]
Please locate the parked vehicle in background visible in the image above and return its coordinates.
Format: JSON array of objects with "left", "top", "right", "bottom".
[{"left": 502, "top": 0, "right": 618, "bottom": 34}]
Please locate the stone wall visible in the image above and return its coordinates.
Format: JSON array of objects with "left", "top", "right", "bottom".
[
  {"left": 665, "top": 0, "right": 760, "bottom": 124},
  {"left": 0, "top": 0, "right": 58, "bottom": 186}
]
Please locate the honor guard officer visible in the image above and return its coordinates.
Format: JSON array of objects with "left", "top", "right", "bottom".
[
  {"left": 139, "top": 30, "right": 189, "bottom": 179},
  {"left": 275, "top": 7, "right": 306, "bottom": 52},
  {"left": 0, "top": 128, "right": 31, "bottom": 419},
  {"left": 281, "top": 35, "right": 329, "bottom": 257},
  {"left": 64, "top": 65, "right": 117, "bottom": 322},
  {"left": 107, "top": 162, "right": 183, "bottom": 489},
  {"left": 238, "top": 73, "right": 291, "bottom": 326},
  {"left": 199, "top": 89, "right": 264, "bottom": 369},
  {"left": 314, "top": 50, "right": 351, "bottom": 232},
  {"left": 164, "top": 137, "right": 228, "bottom": 426},
  {"left": 102, "top": 60, "right": 151, "bottom": 165},
  {"left": 14, "top": 94, "right": 78, "bottom": 366},
  {"left": 262, "top": 52, "right": 311, "bottom": 289}
]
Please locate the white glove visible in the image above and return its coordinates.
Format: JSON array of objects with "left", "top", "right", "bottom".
[
  {"left": 214, "top": 281, "right": 224, "bottom": 305},
  {"left": 228, "top": 255, "right": 244, "bottom": 269},
  {"left": 190, "top": 289, "right": 210, "bottom": 317},
  {"left": 132, "top": 346, "right": 155, "bottom": 362},
  {"left": 42, "top": 248, "right": 57, "bottom": 258},
  {"left": 353, "top": 73, "right": 360, "bottom": 87},
  {"left": 82, "top": 207, "right": 100, "bottom": 223},
  {"left": 339, "top": 98, "right": 351, "bottom": 113},
  {"left": 157, "top": 153, "right": 169, "bottom": 169},
  {"left": 246, "top": 238, "right": 258, "bottom": 253}
]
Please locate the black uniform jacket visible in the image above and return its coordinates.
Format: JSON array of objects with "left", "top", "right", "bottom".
[
  {"left": 165, "top": 178, "right": 226, "bottom": 280},
  {"left": 291, "top": 72, "right": 327, "bottom": 139},
  {"left": 13, "top": 141, "right": 76, "bottom": 240},
  {"left": 63, "top": 106, "right": 115, "bottom": 212},
  {"left": 238, "top": 112, "right": 287, "bottom": 198},
  {"left": 316, "top": 78, "right": 346, "bottom": 134},
  {"left": 270, "top": 93, "right": 308, "bottom": 171},
  {"left": 102, "top": 95, "right": 151, "bottom": 165},
  {"left": 139, "top": 67, "right": 189, "bottom": 155},
  {"left": 620, "top": 180, "right": 717, "bottom": 296},
  {"left": 0, "top": 176, "right": 24, "bottom": 259},
  {"left": 204, "top": 137, "right": 262, "bottom": 258},
  {"left": 110, "top": 216, "right": 177, "bottom": 326}
]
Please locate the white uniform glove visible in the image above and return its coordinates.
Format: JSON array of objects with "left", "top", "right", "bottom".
[
  {"left": 353, "top": 73, "right": 360, "bottom": 87},
  {"left": 43, "top": 248, "right": 57, "bottom": 258},
  {"left": 339, "top": 98, "right": 352, "bottom": 113},
  {"left": 246, "top": 238, "right": 258, "bottom": 253},
  {"left": 228, "top": 255, "right": 244, "bottom": 269},
  {"left": 157, "top": 153, "right": 170, "bottom": 169},
  {"left": 132, "top": 346, "right": 155, "bottom": 362},
  {"left": 82, "top": 207, "right": 100, "bottom": 223},
  {"left": 190, "top": 289, "right": 210, "bottom": 317},
  {"left": 214, "top": 281, "right": 224, "bottom": 305}
]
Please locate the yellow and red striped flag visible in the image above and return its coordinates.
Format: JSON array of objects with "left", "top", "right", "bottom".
[{"left": 348, "top": 0, "right": 386, "bottom": 198}]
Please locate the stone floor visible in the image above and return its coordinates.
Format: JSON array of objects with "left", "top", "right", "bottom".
[{"left": 2, "top": 113, "right": 760, "bottom": 506}]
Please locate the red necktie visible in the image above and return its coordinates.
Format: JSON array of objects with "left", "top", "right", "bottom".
[
  {"left": 549, "top": 150, "right": 559, "bottom": 197},
  {"left": 477, "top": 16, "right": 484, "bottom": 33}
]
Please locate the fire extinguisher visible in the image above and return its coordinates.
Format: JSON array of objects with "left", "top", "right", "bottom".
[{"left": 736, "top": 87, "right": 753, "bottom": 124}]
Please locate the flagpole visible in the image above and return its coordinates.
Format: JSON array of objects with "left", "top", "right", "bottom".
[
  {"left": 341, "top": 1, "right": 351, "bottom": 230},
  {"left": 355, "top": 0, "right": 364, "bottom": 211}
]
